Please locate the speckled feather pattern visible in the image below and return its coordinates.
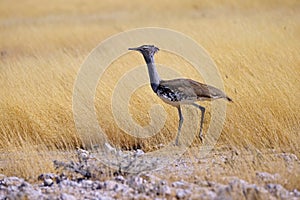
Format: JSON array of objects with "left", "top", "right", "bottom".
[{"left": 156, "top": 78, "right": 230, "bottom": 105}]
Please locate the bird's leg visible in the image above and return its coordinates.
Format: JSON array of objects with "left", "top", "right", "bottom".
[
  {"left": 175, "top": 106, "right": 184, "bottom": 145},
  {"left": 192, "top": 103, "right": 206, "bottom": 142}
]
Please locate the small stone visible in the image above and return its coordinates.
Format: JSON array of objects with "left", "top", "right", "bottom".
[
  {"left": 176, "top": 189, "right": 191, "bottom": 199},
  {"left": 114, "top": 183, "right": 129, "bottom": 193},
  {"left": 104, "top": 180, "right": 117, "bottom": 191},
  {"left": 277, "top": 153, "right": 298, "bottom": 163},
  {"left": 256, "top": 172, "right": 279, "bottom": 183},
  {"left": 266, "top": 184, "right": 289, "bottom": 199},
  {"left": 81, "top": 180, "right": 93, "bottom": 188},
  {"left": 3, "top": 177, "right": 24, "bottom": 187},
  {"left": 293, "top": 189, "right": 300, "bottom": 197},
  {"left": 44, "top": 178, "right": 53, "bottom": 187},
  {"left": 115, "top": 175, "right": 125, "bottom": 183},
  {"left": 160, "top": 180, "right": 167, "bottom": 185},
  {"left": 172, "top": 181, "right": 186, "bottom": 188},
  {"left": 135, "top": 149, "right": 145, "bottom": 156},
  {"left": 244, "top": 184, "right": 269, "bottom": 200},
  {"left": 92, "top": 181, "right": 103, "bottom": 190},
  {"left": 162, "top": 185, "right": 171, "bottom": 195},
  {"left": 220, "top": 155, "right": 228, "bottom": 163},
  {"left": 215, "top": 185, "right": 232, "bottom": 200},
  {"left": 198, "top": 190, "right": 217, "bottom": 199},
  {"left": 60, "top": 180, "right": 80, "bottom": 187},
  {"left": 38, "top": 173, "right": 56, "bottom": 187},
  {"left": 77, "top": 148, "right": 90, "bottom": 163},
  {"left": 128, "top": 176, "right": 144, "bottom": 187},
  {"left": 61, "top": 193, "right": 77, "bottom": 200},
  {"left": 105, "top": 143, "right": 117, "bottom": 153}
]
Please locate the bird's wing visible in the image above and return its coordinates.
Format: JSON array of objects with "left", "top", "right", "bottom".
[
  {"left": 159, "top": 79, "right": 197, "bottom": 101},
  {"left": 160, "top": 79, "right": 230, "bottom": 101}
]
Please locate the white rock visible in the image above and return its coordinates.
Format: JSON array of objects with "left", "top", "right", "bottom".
[
  {"left": 104, "top": 180, "right": 117, "bottom": 191},
  {"left": 176, "top": 189, "right": 191, "bottom": 199},
  {"left": 60, "top": 180, "right": 80, "bottom": 187},
  {"left": 256, "top": 172, "right": 279, "bottom": 182},
  {"left": 3, "top": 176, "right": 24, "bottom": 187},
  {"left": 266, "top": 184, "right": 289, "bottom": 199},
  {"left": 105, "top": 143, "right": 117, "bottom": 153},
  {"left": 135, "top": 149, "right": 145, "bottom": 156},
  {"left": 81, "top": 180, "right": 94, "bottom": 189},
  {"left": 44, "top": 178, "right": 53, "bottom": 187},
  {"left": 172, "top": 181, "right": 186, "bottom": 188},
  {"left": 61, "top": 193, "right": 77, "bottom": 200},
  {"left": 293, "top": 189, "right": 300, "bottom": 197},
  {"left": 162, "top": 185, "right": 171, "bottom": 195},
  {"left": 115, "top": 175, "right": 125, "bottom": 183},
  {"left": 277, "top": 153, "right": 298, "bottom": 162}
]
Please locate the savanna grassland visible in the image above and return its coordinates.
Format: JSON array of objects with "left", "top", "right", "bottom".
[{"left": 0, "top": 0, "right": 299, "bottom": 191}]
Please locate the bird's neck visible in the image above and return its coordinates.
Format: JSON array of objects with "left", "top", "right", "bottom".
[{"left": 143, "top": 54, "right": 161, "bottom": 92}]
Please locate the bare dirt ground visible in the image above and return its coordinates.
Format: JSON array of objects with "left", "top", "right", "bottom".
[{"left": 1, "top": 147, "right": 299, "bottom": 199}]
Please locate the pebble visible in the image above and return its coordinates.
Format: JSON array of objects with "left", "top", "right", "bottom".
[
  {"left": 44, "top": 178, "right": 54, "bottom": 187},
  {"left": 2, "top": 176, "right": 24, "bottom": 187},
  {"left": 162, "top": 185, "right": 171, "bottom": 195},
  {"left": 104, "top": 180, "right": 118, "bottom": 191},
  {"left": 77, "top": 148, "right": 90, "bottom": 163},
  {"left": 135, "top": 149, "right": 145, "bottom": 156},
  {"left": 176, "top": 189, "right": 191, "bottom": 199},
  {"left": 61, "top": 193, "right": 77, "bottom": 200},
  {"left": 277, "top": 153, "right": 298, "bottom": 162},
  {"left": 266, "top": 183, "right": 289, "bottom": 199},
  {"left": 293, "top": 189, "right": 300, "bottom": 197},
  {"left": 256, "top": 172, "right": 280, "bottom": 182},
  {"left": 172, "top": 181, "right": 187, "bottom": 188},
  {"left": 115, "top": 175, "right": 125, "bottom": 183},
  {"left": 81, "top": 180, "right": 94, "bottom": 189},
  {"left": 199, "top": 190, "right": 217, "bottom": 199}
]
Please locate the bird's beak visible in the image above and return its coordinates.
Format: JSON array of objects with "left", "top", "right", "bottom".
[{"left": 128, "top": 47, "right": 139, "bottom": 51}]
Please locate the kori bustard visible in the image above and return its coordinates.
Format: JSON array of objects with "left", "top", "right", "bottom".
[{"left": 128, "top": 45, "right": 232, "bottom": 145}]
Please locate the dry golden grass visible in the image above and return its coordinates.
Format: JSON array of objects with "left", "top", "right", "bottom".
[{"left": 0, "top": 0, "right": 299, "bottom": 187}]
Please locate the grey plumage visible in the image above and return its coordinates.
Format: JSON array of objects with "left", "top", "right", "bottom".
[
  {"left": 129, "top": 45, "right": 232, "bottom": 145},
  {"left": 158, "top": 78, "right": 232, "bottom": 103}
]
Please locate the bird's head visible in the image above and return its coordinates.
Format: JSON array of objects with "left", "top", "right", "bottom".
[{"left": 128, "top": 45, "right": 159, "bottom": 57}]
